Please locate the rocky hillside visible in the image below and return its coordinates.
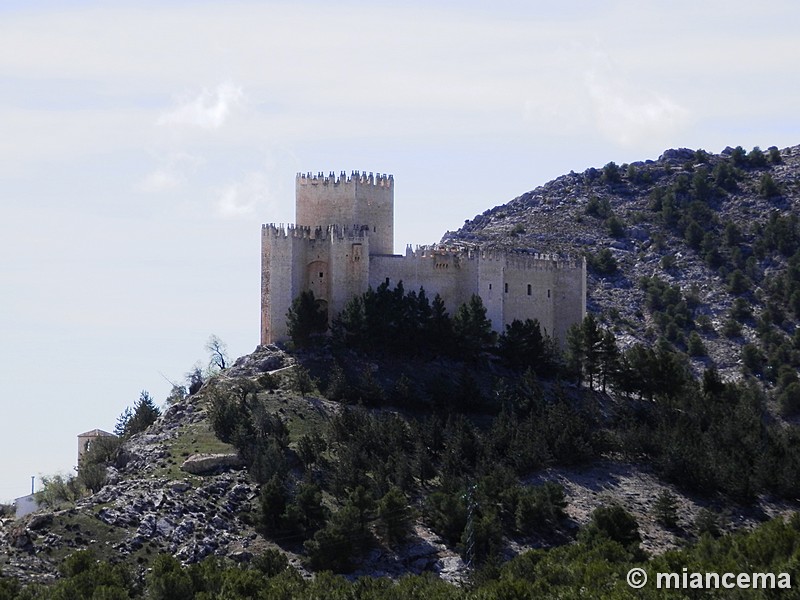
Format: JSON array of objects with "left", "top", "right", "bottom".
[
  {"left": 0, "top": 348, "right": 471, "bottom": 584},
  {"left": 4, "top": 145, "right": 800, "bottom": 590},
  {"left": 446, "top": 145, "right": 800, "bottom": 381}
]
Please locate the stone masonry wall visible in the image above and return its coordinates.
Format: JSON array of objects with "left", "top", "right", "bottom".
[
  {"left": 296, "top": 171, "right": 393, "bottom": 255},
  {"left": 261, "top": 172, "right": 586, "bottom": 348}
]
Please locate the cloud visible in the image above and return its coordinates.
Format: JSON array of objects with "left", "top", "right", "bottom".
[
  {"left": 158, "top": 83, "right": 243, "bottom": 129},
  {"left": 586, "top": 71, "right": 689, "bottom": 146},
  {"left": 216, "top": 171, "right": 270, "bottom": 218}
]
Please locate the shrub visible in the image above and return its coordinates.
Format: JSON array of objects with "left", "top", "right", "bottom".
[
  {"left": 581, "top": 504, "right": 641, "bottom": 551},
  {"left": 687, "top": 331, "right": 706, "bottom": 357},
  {"left": 589, "top": 248, "right": 618, "bottom": 275},
  {"left": 723, "top": 319, "right": 742, "bottom": 338},
  {"left": 515, "top": 482, "right": 567, "bottom": 534},
  {"left": 36, "top": 473, "right": 84, "bottom": 509},
  {"left": 605, "top": 215, "right": 625, "bottom": 238},
  {"left": 601, "top": 161, "right": 622, "bottom": 184},
  {"left": 779, "top": 382, "right": 800, "bottom": 417},
  {"left": 727, "top": 269, "right": 750, "bottom": 295},
  {"left": 747, "top": 146, "right": 767, "bottom": 167},
  {"left": 759, "top": 173, "right": 780, "bottom": 198},
  {"left": 694, "top": 508, "right": 721, "bottom": 537},
  {"left": 730, "top": 298, "right": 752, "bottom": 321},
  {"left": 586, "top": 196, "right": 612, "bottom": 218}
]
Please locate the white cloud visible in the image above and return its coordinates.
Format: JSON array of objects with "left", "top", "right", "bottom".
[
  {"left": 158, "top": 83, "right": 244, "bottom": 129},
  {"left": 216, "top": 171, "right": 270, "bottom": 218},
  {"left": 585, "top": 71, "right": 689, "bottom": 146}
]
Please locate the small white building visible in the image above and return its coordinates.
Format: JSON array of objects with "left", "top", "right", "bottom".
[{"left": 14, "top": 493, "right": 38, "bottom": 519}]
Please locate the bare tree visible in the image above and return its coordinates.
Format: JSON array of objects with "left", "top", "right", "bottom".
[{"left": 206, "top": 334, "right": 229, "bottom": 372}]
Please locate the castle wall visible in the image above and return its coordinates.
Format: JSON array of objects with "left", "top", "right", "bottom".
[
  {"left": 502, "top": 255, "right": 585, "bottom": 344},
  {"left": 261, "top": 225, "right": 312, "bottom": 344},
  {"left": 329, "top": 229, "right": 370, "bottom": 319},
  {"left": 262, "top": 171, "right": 586, "bottom": 349},
  {"left": 550, "top": 257, "right": 587, "bottom": 345},
  {"left": 369, "top": 248, "right": 479, "bottom": 319},
  {"left": 476, "top": 252, "right": 505, "bottom": 331},
  {"left": 296, "top": 171, "right": 394, "bottom": 255}
]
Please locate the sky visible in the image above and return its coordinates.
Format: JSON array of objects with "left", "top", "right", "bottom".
[{"left": 1, "top": 0, "right": 799, "bottom": 502}]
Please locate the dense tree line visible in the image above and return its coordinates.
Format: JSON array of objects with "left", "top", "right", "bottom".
[
  {"left": 2, "top": 511, "right": 799, "bottom": 598},
  {"left": 288, "top": 295, "right": 800, "bottom": 506},
  {"left": 289, "top": 281, "right": 559, "bottom": 369}
]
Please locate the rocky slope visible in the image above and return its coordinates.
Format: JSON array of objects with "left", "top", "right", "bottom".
[
  {"left": 445, "top": 145, "right": 800, "bottom": 380},
  {"left": 0, "top": 347, "right": 469, "bottom": 584},
  {"left": 3, "top": 346, "right": 795, "bottom": 586},
  {"left": 4, "top": 145, "right": 800, "bottom": 586}
]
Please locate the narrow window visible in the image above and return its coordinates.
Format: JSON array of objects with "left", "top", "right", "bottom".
[
  {"left": 527, "top": 284, "right": 532, "bottom": 296},
  {"left": 547, "top": 289, "right": 551, "bottom": 298},
  {"left": 504, "top": 283, "right": 508, "bottom": 293},
  {"left": 385, "top": 277, "right": 390, "bottom": 285},
  {"left": 319, "top": 272, "right": 324, "bottom": 278},
  {"left": 488, "top": 283, "right": 492, "bottom": 290}
]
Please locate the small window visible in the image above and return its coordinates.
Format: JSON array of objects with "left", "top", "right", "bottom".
[
  {"left": 488, "top": 283, "right": 492, "bottom": 290},
  {"left": 319, "top": 272, "right": 324, "bottom": 278},
  {"left": 547, "top": 289, "right": 551, "bottom": 298},
  {"left": 527, "top": 284, "right": 532, "bottom": 296},
  {"left": 385, "top": 277, "right": 390, "bottom": 285},
  {"left": 504, "top": 283, "right": 508, "bottom": 293}
]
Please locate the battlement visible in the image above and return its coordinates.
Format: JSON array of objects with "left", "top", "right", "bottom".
[
  {"left": 262, "top": 222, "right": 370, "bottom": 241},
  {"left": 396, "top": 244, "right": 583, "bottom": 271},
  {"left": 262, "top": 170, "right": 585, "bottom": 348},
  {"left": 296, "top": 170, "right": 394, "bottom": 188},
  {"left": 505, "top": 252, "right": 585, "bottom": 271}
]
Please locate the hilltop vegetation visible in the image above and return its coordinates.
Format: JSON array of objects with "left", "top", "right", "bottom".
[
  {"left": 448, "top": 145, "right": 800, "bottom": 389},
  {"left": 2, "top": 515, "right": 799, "bottom": 598},
  {"left": 4, "top": 144, "right": 800, "bottom": 597}
]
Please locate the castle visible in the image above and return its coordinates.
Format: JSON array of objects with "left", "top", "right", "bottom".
[{"left": 261, "top": 171, "right": 586, "bottom": 346}]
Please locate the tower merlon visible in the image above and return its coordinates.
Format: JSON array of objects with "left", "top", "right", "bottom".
[{"left": 296, "top": 170, "right": 393, "bottom": 188}]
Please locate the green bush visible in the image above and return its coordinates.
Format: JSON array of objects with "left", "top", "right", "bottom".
[
  {"left": 779, "top": 382, "right": 800, "bottom": 417},
  {"left": 605, "top": 215, "right": 625, "bottom": 238},
  {"left": 759, "top": 173, "right": 780, "bottom": 198},
  {"left": 581, "top": 504, "right": 641, "bottom": 552},
  {"left": 589, "top": 248, "right": 617, "bottom": 275},
  {"left": 687, "top": 331, "right": 706, "bottom": 357}
]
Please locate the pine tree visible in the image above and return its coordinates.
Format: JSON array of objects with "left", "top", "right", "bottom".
[
  {"left": 119, "top": 391, "right": 161, "bottom": 438},
  {"left": 598, "top": 329, "right": 619, "bottom": 392},
  {"left": 286, "top": 290, "right": 328, "bottom": 348},
  {"left": 581, "top": 315, "right": 603, "bottom": 390},
  {"left": 452, "top": 294, "right": 494, "bottom": 360},
  {"left": 652, "top": 489, "right": 679, "bottom": 528}
]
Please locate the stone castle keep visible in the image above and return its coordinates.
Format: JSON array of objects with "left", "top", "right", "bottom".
[{"left": 261, "top": 171, "right": 586, "bottom": 346}]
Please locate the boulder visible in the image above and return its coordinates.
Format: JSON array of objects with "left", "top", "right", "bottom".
[{"left": 180, "top": 453, "right": 245, "bottom": 475}]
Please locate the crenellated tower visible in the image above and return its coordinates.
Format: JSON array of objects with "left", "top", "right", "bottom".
[
  {"left": 261, "top": 171, "right": 586, "bottom": 347},
  {"left": 296, "top": 171, "right": 394, "bottom": 255}
]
